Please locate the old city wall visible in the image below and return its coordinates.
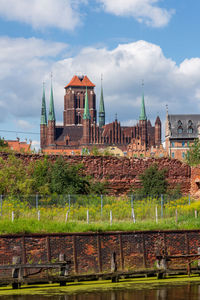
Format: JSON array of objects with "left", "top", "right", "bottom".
[
  {"left": 0, "top": 152, "right": 191, "bottom": 194},
  {"left": 0, "top": 230, "right": 199, "bottom": 276}
]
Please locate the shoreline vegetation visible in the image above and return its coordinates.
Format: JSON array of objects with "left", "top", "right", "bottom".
[{"left": 0, "top": 275, "right": 200, "bottom": 296}]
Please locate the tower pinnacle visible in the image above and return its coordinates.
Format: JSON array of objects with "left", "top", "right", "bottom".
[
  {"left": 48, "top": 77, "right": 56, "bottom": 121},
  {"left": 139, "top": 84, "right": 147, "bottom": 121},
  {"left": 99, "top": 75, "right": 105, "bottom": 128},
  {"left": 83, "top": 86, "right": 91, "bottom": 120},
  {"left": 40, "top": 82, "right": 47, "bottom": 125}
]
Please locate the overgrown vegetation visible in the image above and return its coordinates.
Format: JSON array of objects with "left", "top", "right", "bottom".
[
  {"left": 138, "top": 164, "right": 167, "bottom": 197},
  {"left": 187, "top": 139, "right": 200, "bottom": 166},
  {"left": 0, "top": 196, "right": 198, "bottom": 233},
  {"left": 0, "top": 155, "right": 108, "bottom": 195}
]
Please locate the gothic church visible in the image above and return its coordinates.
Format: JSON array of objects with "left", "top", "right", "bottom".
[{"left": 40, "top": 75, "right": 161, "bottom": 153}]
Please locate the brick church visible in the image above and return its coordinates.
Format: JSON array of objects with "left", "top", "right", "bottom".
[{"left": 40, "top": 75, "right": 162, "bottom": 154}]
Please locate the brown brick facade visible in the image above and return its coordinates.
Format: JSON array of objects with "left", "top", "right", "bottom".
[{"left": 0, "top": 230, "right": 200, "bottom": 276}]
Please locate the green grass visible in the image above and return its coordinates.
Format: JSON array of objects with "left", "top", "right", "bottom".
[{"left": 0, "top": 216, "right": 200, "bottom": 234}]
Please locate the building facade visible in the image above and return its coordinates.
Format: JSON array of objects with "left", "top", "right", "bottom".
[
  {"left": 40, "top": 75, "right": 162, "bottom": 154},
  {"left": 165, "top": 108, "right": 200, "bottom": 160}
]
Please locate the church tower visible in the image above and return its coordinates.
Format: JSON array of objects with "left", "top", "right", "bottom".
[
  {"left": 82, "top": 87, "right": 91, "bottom": 144},
  {"left": 40, "top": 84, "right": 47, "bottom": 149},
  {"left": 139, "top": 92, "right": 147, "bottom": 146},
  {"left": 155, "top": 116, "right": 161, "bottom": 146},
  {"left": 47, "top": 81, "right": 56, "bottom": 146},
  {"left": 99, "top": 78, "right": 105, "bottom": 128}
]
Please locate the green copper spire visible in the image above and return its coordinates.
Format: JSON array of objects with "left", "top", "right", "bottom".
[
  {"left": 83, "top": 86, "right": 91, "bottom": 120},
  {"left": 99, "top": 77, "right": 105, "bottom": 128},
  {"left": 40, "top": 83, "right": 47, "bottom": 125},
  {"left": 139, "top": 92, "right": 147, "bottom": 121},
  {"left": 48, "top": 80, "right": 56, "bottom": 122}
]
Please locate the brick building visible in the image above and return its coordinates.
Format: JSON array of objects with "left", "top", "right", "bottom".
[
  {"left": 165, "top": 107, "right": 200, "bottom": 160},
  {"left": 40, "top": 75, "right": 162, "bottom": 153}
]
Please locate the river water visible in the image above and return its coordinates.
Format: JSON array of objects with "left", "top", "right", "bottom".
[{"left": 1, "top": 283, "right": 200, "bottom": 300}]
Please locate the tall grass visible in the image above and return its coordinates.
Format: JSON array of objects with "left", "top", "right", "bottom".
[{"left": 0, "top": 195, "right": 199, "bottom": 233}]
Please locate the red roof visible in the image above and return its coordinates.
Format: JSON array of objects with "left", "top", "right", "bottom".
[{"left": 64, "top": 75, "right": 95, "bottom": 88}]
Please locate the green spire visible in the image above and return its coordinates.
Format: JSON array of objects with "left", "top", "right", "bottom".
[
  {"left": 139, "top": 92, "right": 147, "bottom": 121},
  {"left": 99, "top": 78, "right": 105, "bottom": 128},
  {"left": 40, "top": 83, "right": 47, "bottom": 125},
  {"left": 83, "top": 86, "right": 91, "bottom": 120},
  {"left": 48, "top": 81, "right": 56, "bottom": 122}
]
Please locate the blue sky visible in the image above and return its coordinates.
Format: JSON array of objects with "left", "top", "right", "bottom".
[{"left": 0, "top": 0, "right": 200, "bottom": 149}]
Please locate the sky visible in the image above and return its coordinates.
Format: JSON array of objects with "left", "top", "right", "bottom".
[{"left": 0, "top": 0, "right": 200, "bottom": 149}]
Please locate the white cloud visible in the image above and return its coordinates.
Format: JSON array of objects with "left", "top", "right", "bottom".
[
  {"left": 0, "top": 36, "right": 67, "bottom": 122},
  {"left": 2, "top": 38, "right": 200, "bottom": 145},
  {"left": 97, "top": 0, "right": 174, "bottom": 27},
  {"left": 0, "top": 0, "right": 86, "bottom": 31}
]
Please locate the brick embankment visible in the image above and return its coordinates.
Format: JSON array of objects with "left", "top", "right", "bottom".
[{"left": 0, "top": 230, "right": 199, "bottom": 277}]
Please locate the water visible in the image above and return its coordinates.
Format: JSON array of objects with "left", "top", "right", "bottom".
[{"left": 1, "top": 284, "right": 200, "bottom": 300}]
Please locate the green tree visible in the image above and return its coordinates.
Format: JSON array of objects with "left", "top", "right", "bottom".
[
  {"left": 139, "top": 164, "right": 167, "bottom": 198},
  {"left": 49, "top": 157, "right": 90, "bottom": 194},
  {"left": 186, "top": 139, "right": 200, "bottom": 166},
  {"left": 0, "top": 137, "right": 8, "bottom": 149}
]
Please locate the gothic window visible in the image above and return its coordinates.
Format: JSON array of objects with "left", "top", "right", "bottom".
[
  {"left": 182, "top": 152, "right": 185, "bottom": 159},
  {"left": 172, "top": 152, "right": 175, "bottom": 158},
  {"left": 178, "top": 120, "right": 182, "bottom": 126},
  {"left": 182, "top": 141, "right": 185, "bottom": 147},
  {"left": 188, "top": 120, "right": 192, "bottom": 126},
  {"left": 171, "top": 142, "right": 175, "bottom": 147}
]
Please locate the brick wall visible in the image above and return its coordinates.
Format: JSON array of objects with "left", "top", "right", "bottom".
[
  {"left": 0, "top": 230, "right": 200, "bottom": 276},
  {"left": 0, "top": 153, "right": 191, "bottom": 194}
]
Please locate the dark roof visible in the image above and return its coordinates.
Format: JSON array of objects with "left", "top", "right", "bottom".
[
  {"left": 169, "top": 114, "right": 200, "bottom": 139},
  {"left": 55, "top": 126, "right": 83, "bottom": 142}
]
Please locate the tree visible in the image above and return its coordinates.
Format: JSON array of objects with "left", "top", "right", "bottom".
[
  {"left": 186, "top": 139, "right": 200, "bottom": 166},
  {"left": 0, "top": 137, "right": 8, "bottom": 149},
  {"left": 139, "top": 164, "right": 167, "bottom": 198}
]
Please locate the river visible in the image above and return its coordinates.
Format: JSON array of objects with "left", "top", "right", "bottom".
[{"left": 1, "top": 283, "right": 200, "bottom": 300}]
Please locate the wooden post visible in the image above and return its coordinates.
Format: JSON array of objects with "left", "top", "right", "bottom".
[
  {"left": 12, "top": 211, "right": 14, "bottom": 222},
  {"left": 111, "top": 252, "right": 118, "bottom": 282},
  {"left": 73, "top": 235, "right": 78, "bottom": 274},
  {"left": 59, "top": 253, "right": 69, "bottom": 286},
  {"left": 12, "top": 256, "right": 21, "bottom": 289},
  {"left": 97, "top": 234, "right": 102, "bottom": 272},
  {"left": 110, "top": 210, "right": 112, "bottom": 225},
  {"left": 119, "top": 234, "right": 124, "bottom": 270},
  {"left": 132, "top": 208, "right": 136, "bottom": 223},
  {"left": 65, "top": 210, "right": 69, "bottom": 223},
  {"left": 46, "top": 236, "right": 51, "bottom": 262},
  {"left": 155, "top": 206, "right": 158, "bottom": 223},
  {"left": 142, "top": 233, "right": 147, "bottom": 268}
]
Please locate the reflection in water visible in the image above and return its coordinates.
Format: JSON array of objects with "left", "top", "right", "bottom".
[{"left": 2, "top": 284, "right": 200, "bottom": 300}]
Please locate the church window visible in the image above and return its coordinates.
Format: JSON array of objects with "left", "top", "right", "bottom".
[
  {"left": 172, "top": 152, "right": 175, "bottom": 158},
  {"left": 171, "top": 142, "right": 174, "bottom": 147},
  {"left": 182, "top": 141, "right": 185, "bottom": 147},
  {"left": 182, "top": 152, "right": 185, "bottom": 158},
  {"left": 187, "top": 141, "right": 190, "bottom": 147},
  {"left": 188, "top": 120, "right": 192, "bottom": 126},
  {"left": 178, "top": 120, "right": 182, "bottom": 126}
]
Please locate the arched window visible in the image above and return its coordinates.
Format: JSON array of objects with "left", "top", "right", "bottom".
[
  {"left": 188, "top": 120, "right": 193, "bottom": 133},
  {"left": 188, "top": 127, "right": 193, "bottom": 134},
  {"left": 178, "top": 120, "right": 182, "bottom": 126},
  {"left": 178, "top": 127, "right": 183, "bottom": 134}
]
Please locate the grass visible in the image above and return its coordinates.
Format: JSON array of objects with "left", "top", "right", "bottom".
[
  {"left": 0, "top": 196, "right": 199, "bottom": 234},
  {"left": 0, "top": 216, "right": 200, "bottom": 234}
]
